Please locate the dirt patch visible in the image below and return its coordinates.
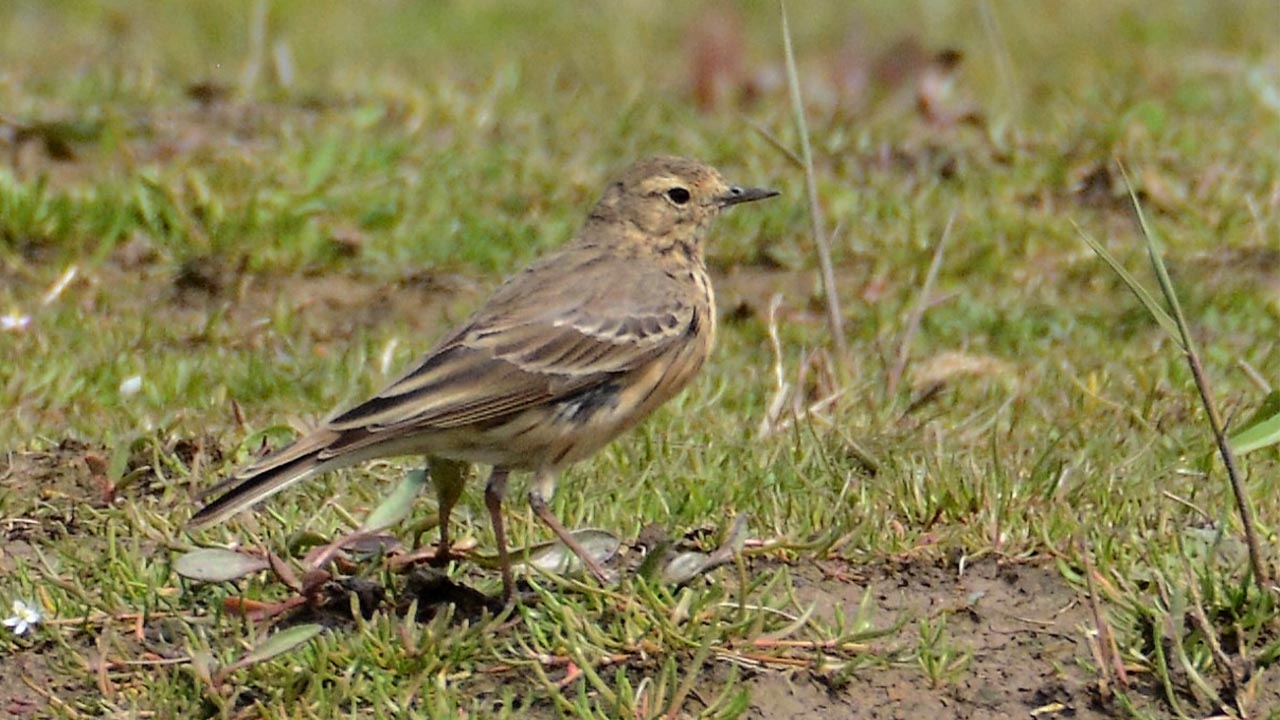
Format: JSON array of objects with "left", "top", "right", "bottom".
[
  {"left": 2, "top": 97, "right": 336, "bottom": 189},
  {"left": 1, "top": 645, "right": 87, "bottom": 717},
  {"left": 0, "top": 614, "right": 179, "bottom": 718},
  {"left": 738, "top": 558, "right": 1105, "bottom": 719},
  {"left": 0, "top": 442, "right": 101, "bottom": 546},
  {"left": 0, "top": 434, "right": 223, "bottom": 529},
  {"left": 118, "top": 258, "right": 482, "bottom": 351},
  {"left": 6, "top": 256, "right": 830, "bottom": 381},
  {"left": 730, "top": 558, "right": 1280, "bottom": 719}
]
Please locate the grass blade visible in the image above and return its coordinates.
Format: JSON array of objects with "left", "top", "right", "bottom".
[
  {"left": 779, "top": 0, "right": 847, "bottom": 367},
  {"left": 1228, "top": 408, "right": 1280, "bottom": 457},
  {"left": 1119, "top": 166, "right": 1269, "bottom": 590},
  {"left": 1073, "top": 220, "right": 1181, "bottom": 345}
]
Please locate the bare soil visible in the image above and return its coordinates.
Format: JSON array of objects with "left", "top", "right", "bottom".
[{"left": 740, "top": 559, "right": 1102, "bottom": 719}]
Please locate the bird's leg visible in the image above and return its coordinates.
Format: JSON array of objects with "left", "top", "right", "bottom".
[
  {"left": 428, "top": 457, "right": 468, "bottom": 564},
  {"left": 528, "top": 469, "right": 611, "bottom": 585},
  {"left": 483, "top": 467, "right": 515, "bottom": 604}
]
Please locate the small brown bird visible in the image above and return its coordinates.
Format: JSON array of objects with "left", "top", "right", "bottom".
[{"left": 189, "top": 156, "right": 778, "bottom": 602}]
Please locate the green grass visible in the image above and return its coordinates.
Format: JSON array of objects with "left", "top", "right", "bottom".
[{"left": 3, "top": 0, "right": 1280, "bottom": 717}]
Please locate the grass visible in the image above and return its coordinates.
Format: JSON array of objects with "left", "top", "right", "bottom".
[{"left": 3, "top": 0, "right": 1280, "bottom": 717}]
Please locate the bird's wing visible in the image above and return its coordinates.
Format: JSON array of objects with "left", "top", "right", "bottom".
[{"left": 324, "top": 260, "right": 702, "bottom": 434}]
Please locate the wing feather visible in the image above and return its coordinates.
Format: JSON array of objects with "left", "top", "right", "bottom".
[{"left": 326, "top": 262, "right": 697, "bottom": 435}]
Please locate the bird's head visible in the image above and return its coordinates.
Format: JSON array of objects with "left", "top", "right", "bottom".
[{"left": 590, "top": 156, "right": 778, "bottom": 247}]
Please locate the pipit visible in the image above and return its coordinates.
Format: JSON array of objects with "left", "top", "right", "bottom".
[{"left": 188, "top": 156, "right": 778, "bottom": 602}]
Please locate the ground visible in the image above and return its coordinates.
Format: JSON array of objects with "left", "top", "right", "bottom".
[{"left": 3, "top": 2, "right": 1280, "bottom": 718}]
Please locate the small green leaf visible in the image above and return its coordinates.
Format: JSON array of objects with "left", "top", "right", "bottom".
[
  {"left": 1229, "top": 400, "right": 1280, "bottom": 456},
  {"left": 174, "top": 548, "right": 269, "bottom": 582},
  {"left": 362, "top": 468, "right": 429, "bottom": 531},
  {"left": 661, "top": 513, "right": 749, "bottom": 585},
  {"left": 237, "top": 623, "right": 323, "bottom": 666},
  {"left": 1236, "top": 391, "right": 1280, "bottom": 434},
  {"left": 660, "top": 551, "right": 718, "bottom": 585},
  {"left": 523, "top": 529, "right": 620, "bottom": 574},
  {"left": 473, "top": 529, "right": 620, "bottom": 574},
  {"left": 1075, "top": 221, "right": 1181, "bottom": 345},
  {"left": 217, "top": 624, "right": 324, "bottom": 682},
  {"left": 1124, "top": 100, "right": 1167, "bottom": 135},
  {"left": 304, "top": 133, "right": 342, "bottom": 192}
]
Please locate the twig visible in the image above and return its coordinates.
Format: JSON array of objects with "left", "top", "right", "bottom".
[
  {"left": 746, "top": 119, "right": 804, "bottom": 168},
  {"left": 1080, "top": 537, "right": 1129, "bottom": 690},
  {"left": 758, "top": 294, "right": 792, "bottom": 438},
  {"left": 738, "top": 637, "right": 870, "bottom": 653},
  {"left": 1160, "top": 490, "right": 1212, "bottom": 524},
  {"left": 1237, "top": 358, "right": 1272, "bottom": 394},
  {"left": 780, "top": 1, "right": 847, "bottom": 367},
  {"left": 976, "top": 0, "right": 1020, "bottom": 117},
  {"left": 887, "top": 209, "right": 956, "bottom": 399},
  {"left": 1183, "top": 565, "right": 1243, "bottom": 696},
  {"left": 21, "top": 676, "right": 88, "bottom": 719},
  {"left": 42, "top": 610, "right": 208, "bottom": 627},
  {"left": 715, "top": 651, "right": 811, "bottom": 669},
  {"left": 238, "top": 0, "right": 268, "bottom": 97},
  {"left": 92, "top": 656, "right": 194, "bottom": 669}
]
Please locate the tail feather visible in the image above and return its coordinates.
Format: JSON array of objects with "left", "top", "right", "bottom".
[{"left": 187, "top": 430, "right": 340, "bottom": 529}]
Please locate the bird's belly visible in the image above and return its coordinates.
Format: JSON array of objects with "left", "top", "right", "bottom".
[
  {"left": 432, "top": 350, "right": 706, "bottom": 470},
  {"left": 432, "top": 389, "right": 634, "bottom": 470}
]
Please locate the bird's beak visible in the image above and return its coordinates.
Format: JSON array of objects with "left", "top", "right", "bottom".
[{"left": 718, "top": 185, "right": 780, "bottom": 207}]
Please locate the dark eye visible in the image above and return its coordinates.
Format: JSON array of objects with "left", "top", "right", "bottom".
[{"left": 666, "top": 187, "right": 691, "bottom": 205}]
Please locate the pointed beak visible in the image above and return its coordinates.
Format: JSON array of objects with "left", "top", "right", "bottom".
[{"left": 718, "top": 185, "right": 780, "bottom": 208}]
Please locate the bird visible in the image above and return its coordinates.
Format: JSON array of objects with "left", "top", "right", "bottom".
[{"left": 188, "top": 156, "right": 779, "bottom": 603}]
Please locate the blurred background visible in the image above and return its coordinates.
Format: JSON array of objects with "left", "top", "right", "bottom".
[
  {"left": 2, "top": 0, "right": 1279, "bottom": 435},
  {"left": 2, "top": 0, "right": 1279, "bottom": 441},
  {"left": 2, "top": 1, "right": 1277, "bottom": 267}
]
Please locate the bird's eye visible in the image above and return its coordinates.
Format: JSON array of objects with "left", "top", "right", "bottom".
[{"left": 666, "top": 187, "right": 691, "bottom": 205}]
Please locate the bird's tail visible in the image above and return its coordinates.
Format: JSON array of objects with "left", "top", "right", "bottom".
[{"left": 187, "top": 429, "right": 342, "bottom": 529}]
